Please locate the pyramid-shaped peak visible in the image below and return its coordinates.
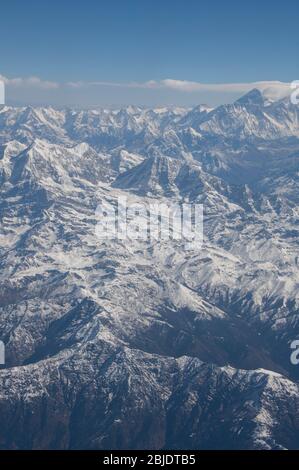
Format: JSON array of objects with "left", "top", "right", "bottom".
[
  {"left": 112, "top": 155, "right": 183, "bottom": 195},
  {"left": 236, "top": 88, "right": 264, "bottom": 107}
]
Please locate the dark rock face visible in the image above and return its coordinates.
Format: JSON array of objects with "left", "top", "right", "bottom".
[{"left": 1, "top": 346, "right": 299, "bottom": 450}]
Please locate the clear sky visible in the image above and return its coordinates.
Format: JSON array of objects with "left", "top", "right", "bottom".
[{"left": 1, "top": 0, "right": 298, "bottom": 107}]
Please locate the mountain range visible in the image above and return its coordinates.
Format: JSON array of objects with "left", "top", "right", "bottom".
[{"left": 0, "top": 89, "right": 299, "bottom": 449}]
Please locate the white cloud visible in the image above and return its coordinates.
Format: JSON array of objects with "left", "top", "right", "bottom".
[
  {"left": 1, "top": 73, "right": 291, "bottom": 98},
  {"left": 0, "top": 73, "right": 293, "bottom": 106},
  {"left": 160, "top": 79, "right": 291, "bottom": 99},
  {"left": 66, "top": 79, "right": 159, "bottom": 89},
  {"left": 65, "top": 78, "right": 292, "bottom": 100},
  {"left": 0, "top": 75, "right": 59, "bottom": 89},
  {"left": 159, "top": 79, "right": 289, "bottom": 93}
]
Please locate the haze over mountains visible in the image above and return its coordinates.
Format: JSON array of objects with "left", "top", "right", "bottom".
[{"left": 0, "top": 89, "right": 299, "bottom": 449}]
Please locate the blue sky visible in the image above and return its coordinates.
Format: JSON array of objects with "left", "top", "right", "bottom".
[{"left": 1, "top": 0, "right": 298, "bottom": 106}]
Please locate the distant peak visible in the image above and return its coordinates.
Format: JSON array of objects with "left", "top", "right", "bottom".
[
  {"left": 236, "top": 88, "right": 264, "bottom": 107},
  {"left": 193, "top": 104, "right": 213, "bottom": 113}
]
